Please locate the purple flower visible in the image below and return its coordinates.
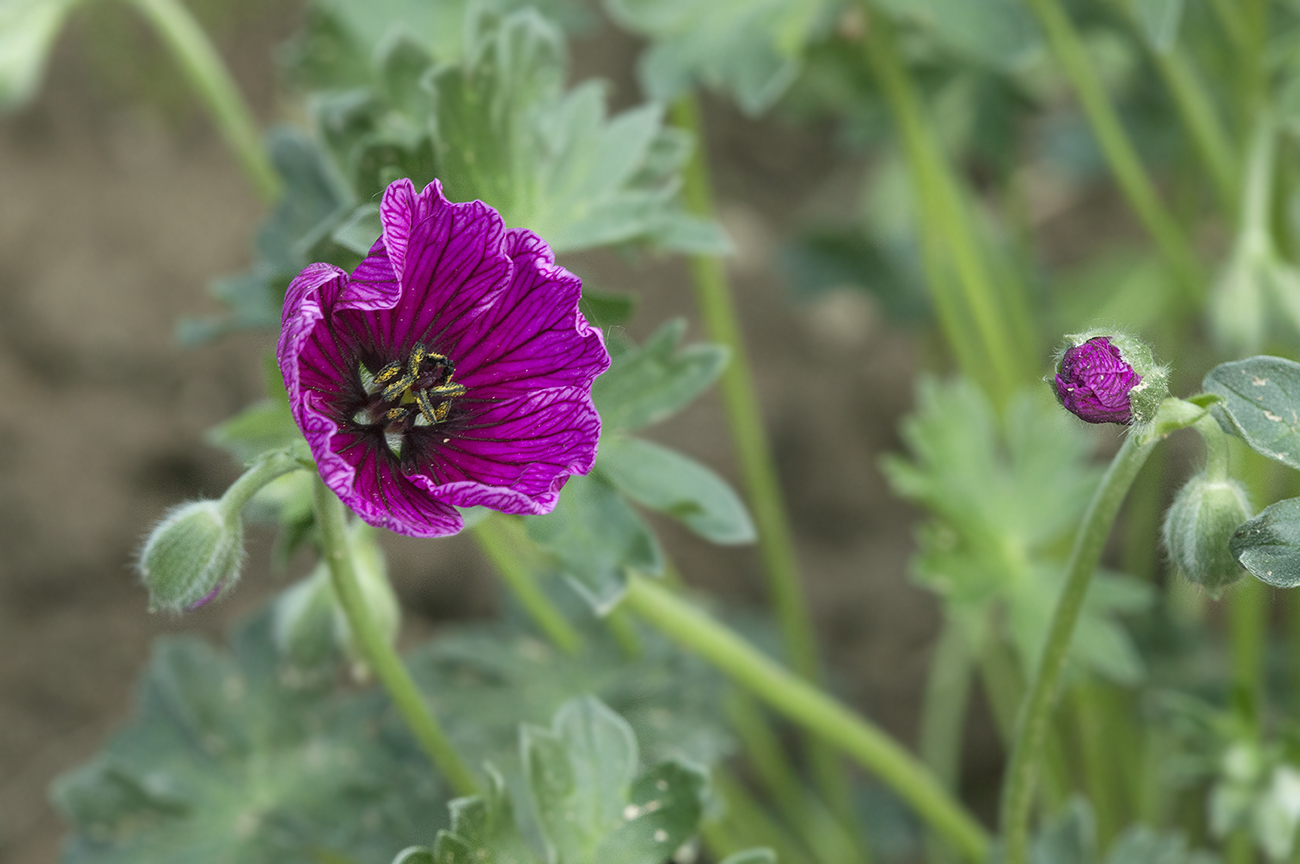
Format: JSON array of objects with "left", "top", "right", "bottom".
[
  {"left": 1054, "top": 336, "right": 1141, "bottom": 424},
  {"left": 278, "top": 178, "right": 610, "bottom": 537}
]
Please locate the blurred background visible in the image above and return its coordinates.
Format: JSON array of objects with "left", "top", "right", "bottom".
[{"left": 0, "top": 2, "right": 958, "bottom": 860}]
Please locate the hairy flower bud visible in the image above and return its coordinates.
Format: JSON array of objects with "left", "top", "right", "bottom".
[
  {"left": 138, "top": 501, "right": 244, "bottom": 612},
  {"left": 273, "top": 567, "right": 337, "bottom": 670},
  {"left": 1053, "top": 332, "right": 1169, "bottom": 426},
  {"left": 1163, "top": 473, "right": 1252, "bottom": 598}
]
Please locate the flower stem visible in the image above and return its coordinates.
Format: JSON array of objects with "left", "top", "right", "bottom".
[
  {"left": 998, "top": 400, "right": 1205, "bottom": 864},
  {"left": 670, "top": 94, "right": 859, "bottom": 831},
  {"left": 670, "top": 94, "right": 819, "bottom": 682},
  {"left": 311, "top": 476, "right": 478, "bottom": 797},
  {"left": 128, "top": 0, "right": 281, "bottom": 204},
  {"left": 472, "top": 516, "right": 583, "bottom": 655},
  {"left": 860, "top": 14, "right": 1029, "bottom": 404},
  {"left": 1145, "top": 46, "right": 1237, "bottom": 214},
  {"left": 622, "top": 575, "right": 991, "bottom": 862},
  {"left": 216, "top": 450, "right": 301, "bottom": 518},
  {"left": 1022, "top": 0, "right": 1200, "bottom": 298}
]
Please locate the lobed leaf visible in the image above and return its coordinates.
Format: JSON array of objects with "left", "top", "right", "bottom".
[
  {"left": 604, "top": 0, "right": 828, "bottom": 114},
  {"left": 1230, "top": 497, "right": 1300, "bottom": 588},
  {"left": 597, "top": 436, "right": 755, "bottom": 545},
  {"left": 525, "top": 474, "right": 663, "bottom": 613},
  {"left": 1203, "top": 357, "right": 1300, "bottom": 471},
  {"left": 592, "top": 320, "right": 729, "bottom": 433}
]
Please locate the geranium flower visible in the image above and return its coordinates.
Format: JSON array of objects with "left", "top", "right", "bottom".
[
  {"left": 278, "top": 178, "right": 610, "bottom": 537},
  {"left": 1054, "top": 336, "right": 1139, "bottom": 424}
]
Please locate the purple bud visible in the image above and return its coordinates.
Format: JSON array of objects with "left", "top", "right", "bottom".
[{"left": 1054, "top": 336, "right": 1142, "bottom": 424}]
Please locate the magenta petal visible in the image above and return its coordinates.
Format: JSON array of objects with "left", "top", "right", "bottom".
[{"left": 278, "top": 179, "right": 611, "bottom": 537}]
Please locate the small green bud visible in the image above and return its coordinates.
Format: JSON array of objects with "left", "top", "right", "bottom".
[
  {"left": 273, "top": 566, "right": 337, "bottom": 670},
  {"left": 138, "top": 501, "right": 244, "bottom": 612},
  {"left": 334, "top": 525, "right": 400, "bottom": 670},
  {"left": 1163, "top": 473, "right": 1252, "bottom": 598}
]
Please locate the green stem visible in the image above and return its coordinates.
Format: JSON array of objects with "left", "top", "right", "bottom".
[
  {"left": 311, "top": 476, "right": 478, "bottom": 797},
  {"left": 861, "top": 14, "right": 1027, "bottom": 403},
  {"left": 670, "top": 95, "right": 819, "bottom": 682},
  {"left": 726, "top": 692, "right": 870, "bottom": 864},
  {"left": 472, "top": 516, "right": 583, "bottom": 655},
  {"left": 671, "top": 95, "right": 856, "bottom": 825},
  {"left": 1147, "top": 47, "right": 1237, "bottom": 214},
  {"left": 1022, "top": 0, "right": 1200, "bottom": 298},
  {"left": 217, "top": 451, "right": 301, "bottom": 517},
  {"left": 623, "top": 576, "right": 990, "bottom": 862},
  {"left": 999, "top": 399, "right": 1204, "bottom": 864},
  {"left": 129, "top": 0, "right": 281, "bottom": 204},
  {"left": 1229, "top": 575, "right": 1267, "bottom": 717},
  {"left": 919, "top": 618, "right": 974, "bottom": 792}
]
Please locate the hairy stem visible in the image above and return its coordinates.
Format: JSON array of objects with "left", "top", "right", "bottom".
[
  {"left": 999, "top": 400, "right": 1204, "bottom": 864},
  {"left": 129, "top": 0, "right": 281, "bottom": 204},
  {"left": 623, "top": 576, "right": 990, "bottom": 862},
  {"left": 473, "top": 516, "right": 583, "bottom": 655},
  {"left": 311, "top": 476, "right": 478, "bottom": 797}
]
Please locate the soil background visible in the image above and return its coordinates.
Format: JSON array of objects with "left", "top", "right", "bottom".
[{"left": 0, "top": 3, "right": 969, "bottom": 861}]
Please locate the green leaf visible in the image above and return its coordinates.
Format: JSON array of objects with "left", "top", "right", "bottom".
[
  {"left": 207, "top": 399, "right": 304, "bottom": 464},
  {"left": 524, "top": 697, "right": 638, "bottom": 863},
  {"left": 1203, "top": 356, "right": 1300, "bottom": 471},
  {"left": 1230, "top": 497, "right": 1300, "bottom": 588},
  {"left": 597, "top": 436, "right": 755, "bottom": 545},
  {"left": 1030, "top": 799, "right": 1094, "bottom": 864},
  {"left": 719, "top": 851, "right": 777, "bottom": 864},
  {"left": 0, "top": 0, "right": 80, "bottom": 112},
  {"left": 882, "top": 379, "right": 1149, "bottom": 683},
  {"left": 871, "top": 0, "right": 1043, "bottom": 73},
  {"left": 523, "top": 697, "right": 707, "bottom": 864},
  {"left": 333, "top": 204, "right": 383, "bottom": 256},
  {"left": 430, "top": 771, "right": 533, "bottom": 864},
  {"left": 604, "top": 0, "right": 827, "bottom": 114},
  {"left": 52, "top": 611, "right": 445, "bottom": 864},
  {"left": 1105, "top": 825, "right": 1217, "bottom": 864},
  {"left": 1130, "top": 0, "right": 1184, "bottom": 53},
  {"left": 403, "top": 698, "right": 711, "bottom": 864},
  {"left": 426, "top": 13, "right": 721, "bottom": 253},
  {"left": 525, "top": 474, "right": 663, "bottom": 613},
  {"left": 579, "top": 287, "right": 638, "bottom": 330},
  {"left": 183, "top": 128, "right": 355, "bottom": 343},
  {"left": 592, "top": 320, "right": 729, "bottom": 433}
]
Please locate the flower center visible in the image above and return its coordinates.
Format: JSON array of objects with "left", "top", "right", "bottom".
[{"left": 351, "top": 344, "right": 466, "bottom": 455}]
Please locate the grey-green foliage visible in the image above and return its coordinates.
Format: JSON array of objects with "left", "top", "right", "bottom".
[
  {"left": 1011, "top": 799, "right": 1217, "bottom": 864},
  {"left": 529, "top": 320, "right": 736, "bottom": 611},
  {"left": 604, "top": 0, "right": 831, "bottom": 114},
  {"left": 52, "top": 609, "right": 444, "bottom": 864},
  {"left": 54, "top": 601, "right": 733, "bottom": 864},
  {"left": 593, "top": 320, "right": 729, "bottom": 434},
  {"left": 311, "top": 10, "right": 726, "bottom": 256},
  {"left": 0, "top": 0, "right": 81, "bottom": 112},
  {"left": 394, "top": 698, "right": 717, "bottom": 864},
  {"left": 597, "top": 435, "right": 755, "bottom": 545},
  {"left": 870, "top": 0, "right": 1043, "bottom": 73},
  {"left": 1203, "top": 356, "right": 1300, "bottom": 472},
  {"left": 1231, "top": 497, "right": 1300, "bottom": 588},
  {"left": 881, "top": 378, "right": 1152, "bottom": 683},
  {"left": 526, "top": 473, "right": 664, "bottom": 614}
]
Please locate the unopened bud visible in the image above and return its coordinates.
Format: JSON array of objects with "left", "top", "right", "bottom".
[
  {"left": 1163, "top": 473, "right": 1252, "bottom": 598},
  {"left": 1053, "top": 332, "right": 1169, "bottom": 427},
  {"left": 273, "top": 566, "right": 337, "bottom": 670},
  {"left": 334, "top": 524, "right": 400, "bottom": 669},
  {"left": 138, "top": 501, "right": 243, "bottom": 612}
]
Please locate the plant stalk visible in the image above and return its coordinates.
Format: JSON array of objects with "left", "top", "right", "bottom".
[
  {"left": 311, "top": 476, "right": 478, "bottom": 797},
  {"left": 1023, "top": 0, "right": 1200, "bottom": 298},
  {"left": 129, "top": 0, "right": 281, "bottom": 204},
  {"left": 998, "top": 400, "right": 1204, "bottom": 864},
  {"left": 473, "top": 516, "right": 583, "bottom": 655},
  {"left": 623, "top": 575, "right": 990, "bottom": 862}
]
